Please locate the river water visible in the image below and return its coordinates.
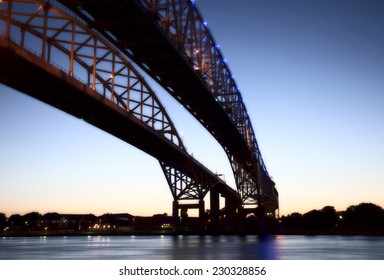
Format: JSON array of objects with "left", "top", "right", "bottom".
[{"left": 1, "top": 235, "right": 384, "bottom": 260}]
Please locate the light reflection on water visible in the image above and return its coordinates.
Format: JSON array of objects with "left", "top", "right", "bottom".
[{"left": 1, "top": 235, "right": 384, "bottom": 260}]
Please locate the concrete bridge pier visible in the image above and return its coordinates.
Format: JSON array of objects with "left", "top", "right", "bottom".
[
  {"left": 225, "top": 196, "right": 239, "bottom": 230},
  {"left": 209, "top": 188, "right": 220, "bottom": 229},
  {"left": 172, "top": 199, "right": 205, "bottom": 231},
  {"left": 172, "top": 200, "right": 180, "bottom": 230},
  {"left": 209, "top": 185, "right": 242, "bottom": 231}
]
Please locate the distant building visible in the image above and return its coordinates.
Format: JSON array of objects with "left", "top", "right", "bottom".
[
  {"left": 9, "top": 212, "right": 139, "bottom": 233},
  {"left": 60, "top": 214, "right": 98, "bottom": 231},
  {"left": 41, "top": 212, "right": 62, "bottom": 230},
  {"left": 42, "top": 213, "right": 97, "bottom": 231},
  {"left": 96, "top": 213, "right": 135, "bottom": 230},
  {"left": 134, "top": 214, "right": 174, "bottom": 230}
]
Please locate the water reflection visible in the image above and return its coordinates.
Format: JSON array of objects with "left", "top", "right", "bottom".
[{"left": 1, "top": 235, "right": 383, "bottom": 260}]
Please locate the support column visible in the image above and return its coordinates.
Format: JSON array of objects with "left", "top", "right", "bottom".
[
  {"left": 210, "top": 188, "right": 220, "bottom": 229},
  {"left": 237, "top": 205, "right": 246, "bottom": 231},
  {"left": 225, "top": 196, "right": 237, "bottom": 230},
  {"left": 198, "top": 199, "right": 205, "bottom": 229},
  {"left": 257, "top": 204, "right": 266, "bottom": 233},
  {"left": 172, "top": 200, "right": 179, "bottom": 230}
]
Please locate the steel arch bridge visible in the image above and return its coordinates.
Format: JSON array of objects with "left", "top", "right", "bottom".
[{"left": 0, "top": 0, "right": 278, "bottom": 230}]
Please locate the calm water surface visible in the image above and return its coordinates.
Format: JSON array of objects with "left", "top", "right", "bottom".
[{"left": 1, "top": 235, "right": 384, "bottom": 260}]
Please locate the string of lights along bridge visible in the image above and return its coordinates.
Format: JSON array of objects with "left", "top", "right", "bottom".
[{"left": 0, "top": 0, "right": 278, "bottom": 230}]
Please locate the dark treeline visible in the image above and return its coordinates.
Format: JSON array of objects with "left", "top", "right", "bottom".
[
  {"left": 280, "top": 202, "right": 384, "bottom": 231},
  {"left": 0, "top": 212, "right": 99, "bottom": 233},
  {"left": 1, "top": 202, "right": 384, "bottom": 234}
]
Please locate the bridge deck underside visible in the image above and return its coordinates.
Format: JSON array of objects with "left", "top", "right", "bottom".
[
  {"left": 60, "top": 0, "right": 254, "bottom": 170},
  {"left": 58, "top": 0, "right": 280, "bottom": 213},
  {"left": 0, "top": 39, "right": 221, "bottom": 186}
]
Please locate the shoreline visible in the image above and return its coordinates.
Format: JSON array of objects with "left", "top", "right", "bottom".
[{"left": 2, "top": 229, "right": 384, "bottom": 237}]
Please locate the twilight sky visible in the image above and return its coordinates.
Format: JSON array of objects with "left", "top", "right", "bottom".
[{"left": 1, "top": 0, "right": 383, "bottom": 217}]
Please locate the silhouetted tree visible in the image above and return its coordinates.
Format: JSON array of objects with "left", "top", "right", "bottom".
[
  {"left": 343, "top": 203, "right": 384, "bottom": 230},
  {"left": 42, "top": 212, "right": 61, "bottom": 220},
  {"left": 8, "top": 214, "right": 23, "bottom": 230},
  {"left": 42, "top": 212, "right": 62, "bottom": 230},
  {"left": 0, "top": 213, "right": 6, "bottom": 232},
  {"left": 23, "top": 212, "right": 42, "bottom": 230},
  {"left": 303, "top": 209, "right": 323, "bottom": 230},
  {"left": 281, "top": 212, "right": 303, "bottom": 229},
  {"left": 321, "top": 206, "right": 338, "bottom": 230},
  {"left": 283, "top": 207, "right": 338, "bottom": 230}
]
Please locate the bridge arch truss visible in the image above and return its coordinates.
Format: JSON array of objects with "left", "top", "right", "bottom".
[
  {"left": 0, "top": 0, "right": 236, "bottom": 216},
  {"left": 54, "top": 0, "right": 278, "bottom": 216},
  {"left": 141, "top": 0, "right": 278, "bottom": 214}
]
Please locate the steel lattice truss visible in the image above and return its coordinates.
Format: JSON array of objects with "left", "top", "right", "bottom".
[
  {"left": 160, "top": 162, "right": 219, "bottom": 200},
  {"left": 139, "top": 0, "right": 277, "bottom": 210},
  {"left": 0, "top": 0, "right": 222, "bottom": 201},
  {"left": 0, "top": 0, "right": 182, "bottom": 146}
]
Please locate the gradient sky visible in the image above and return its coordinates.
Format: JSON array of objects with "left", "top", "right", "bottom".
[{"left": 1, "top": 0, "right": 383, "bottom": 217}]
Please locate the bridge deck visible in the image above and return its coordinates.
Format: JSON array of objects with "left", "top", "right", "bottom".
[
  {"left": 59, "top": 0, "right": 254, "bottom": 169},
  {"left": 57, "top": 0, "right": 279, "bottom": 213},
  {"left": 0, "top": 38, "right": 232, "bottom": 191}
]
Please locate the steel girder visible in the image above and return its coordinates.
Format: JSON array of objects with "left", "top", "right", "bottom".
[
  {"left": 53, "top": 0, "right": 278, "bottom": 214},
  {"left": 160, "top": 162, "right": 220, "bottom": 201},
  {"left": 0, "top": 0, "right": 224, "bottom": 202},
  {"left": 139, "top": 0, "right": 278, "bottom": 212}
]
